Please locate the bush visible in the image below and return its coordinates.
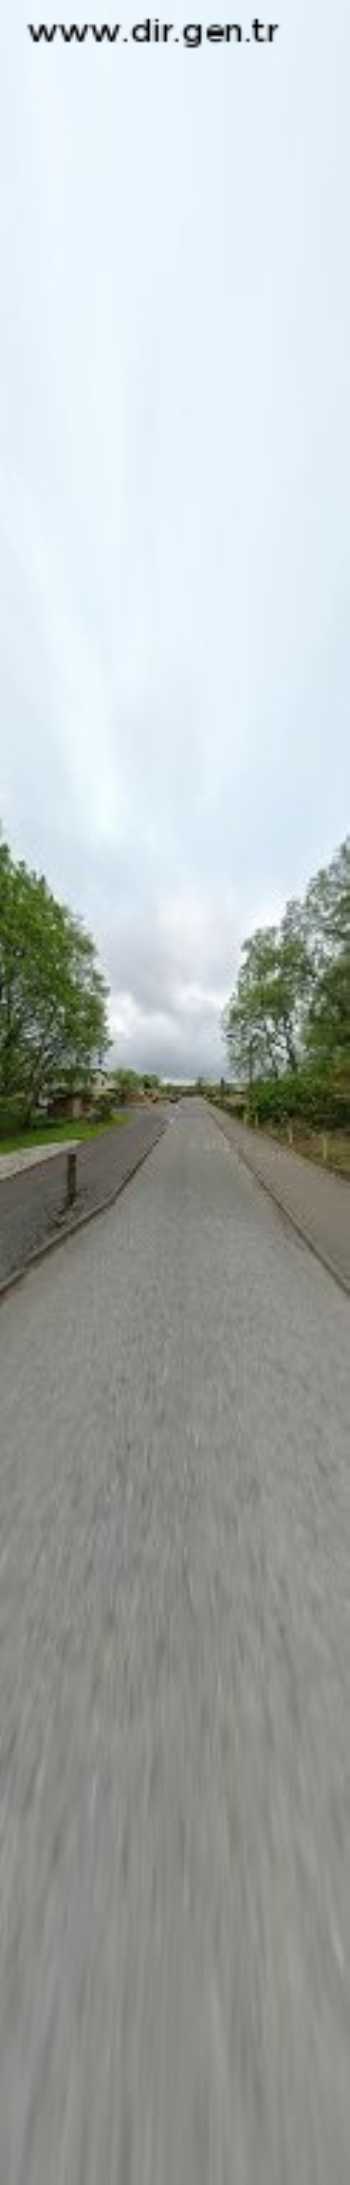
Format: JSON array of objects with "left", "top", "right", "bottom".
[
  {"left": 91, "top": 1094, "right": 116, "bottom": 1123},
  {"left": 204, "top": 1087, "right": 247, "bottom": 1118},
  {"left": 0, "top": 1094, "right": 33, "bottom": 1136},
  {"left": 245, "top": 1069, "right": 350, "bottom": 1132}
]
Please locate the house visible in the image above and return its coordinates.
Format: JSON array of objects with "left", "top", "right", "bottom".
[
  {"left": 45, "top": 1068, "right": 113, "bottom": 1122},
  {"left": 45, "top": 1085, "right": 93, "bottom": 1122}
]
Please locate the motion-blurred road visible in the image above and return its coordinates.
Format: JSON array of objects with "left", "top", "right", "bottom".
[{"left": 1, "top": 1100, "right": 350, "bottom": 2184}]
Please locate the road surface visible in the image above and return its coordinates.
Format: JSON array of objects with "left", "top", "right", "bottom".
[
  {"left": 1, "top": 1100, "right": 350, "bottom": 2185},
  {"left": 210, "top": 1102, "right": 350, "bottom": 1292},
  {"left": 0, "top": 1107, "right": 167, "bottom": 1286}
]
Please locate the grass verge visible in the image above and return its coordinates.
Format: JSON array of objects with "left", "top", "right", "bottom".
[{"left": 0, "top": 1114, "right": 127, "bottom": 1155}]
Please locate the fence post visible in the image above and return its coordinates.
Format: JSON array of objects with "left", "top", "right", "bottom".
[
  {"left": 322, "top": 1133, "right": 328, "bottom": 1165},
  {"left": 66, "top": 1150, "right": 77, "bottom": 1208},
  {"left": 287, "top": 1123, "right": 293, "bottom": 1146}
]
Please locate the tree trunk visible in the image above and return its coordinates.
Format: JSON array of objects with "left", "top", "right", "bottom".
[{"left": 285, "top": 1022, "right": 298, "bottom": 1071}]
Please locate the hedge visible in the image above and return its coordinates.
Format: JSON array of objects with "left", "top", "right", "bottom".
[
  {"left": 206, "top": 1072, "right": 350, "bottom": 1132},
  {"left": 250, "top": 1073, "right": 350, "bottom": 1130}
]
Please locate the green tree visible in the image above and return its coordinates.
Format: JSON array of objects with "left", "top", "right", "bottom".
[
  {"left": 304, "top": 838, "right": 350, "bottom": 962},
  {"left": 306, "top": 956, "right": 350, "bottom": 1067},
  {"left": 223, "top": 839, "right": 350, "bottom": 1090},
  {"left": 223, "top": 989, "right": 266, "bottom": 1086},
  {"left": 224, "top": 916, "right": 310, "bottom": 1083},
  {"left": 112, "top": 1067, "right": 141, "bottom": 1106},
  {"left": 304, "top": 839, "right": 350, "bottom": 1069},
  {"left": 0, "top": 834, "right": 109, "bottom": 1117}
]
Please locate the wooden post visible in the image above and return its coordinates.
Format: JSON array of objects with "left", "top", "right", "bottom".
[
  {"left": 67, "top": 1150, "right": 77, "bottom": 1208},
  {"left": 287, "top": 1123, "right": 293, "bottom": 1146},
  {"left": 322, "top": 1133, "right": 328, "bottom": 1164}
]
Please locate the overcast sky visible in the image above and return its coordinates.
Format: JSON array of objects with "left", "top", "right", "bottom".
[{"left": 1, "top": 2, "right": 349, "bottom": 1076}]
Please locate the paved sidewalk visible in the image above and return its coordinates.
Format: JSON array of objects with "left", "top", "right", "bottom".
[
  {"left": 0, "top": 1140, "right": 78, "bottom": 1181},
  {"left": 209, "top": 1107, "right": 350, "bottom": 1293},
  {"left": 0, "top": 1110, "right": 167, "bottom": 1288}
]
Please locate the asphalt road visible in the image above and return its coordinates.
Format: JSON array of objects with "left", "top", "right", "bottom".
[
  {"left": 1, "top": 1100, "right": 350, "bottom": 2185},
  {"left": 0, "top": 1108, "right": 167, "bottom": 1286}
]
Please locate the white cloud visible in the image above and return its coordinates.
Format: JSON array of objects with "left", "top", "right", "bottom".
[{"left": 1, "top": 1, "right": 350, "bottom": 1073}]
